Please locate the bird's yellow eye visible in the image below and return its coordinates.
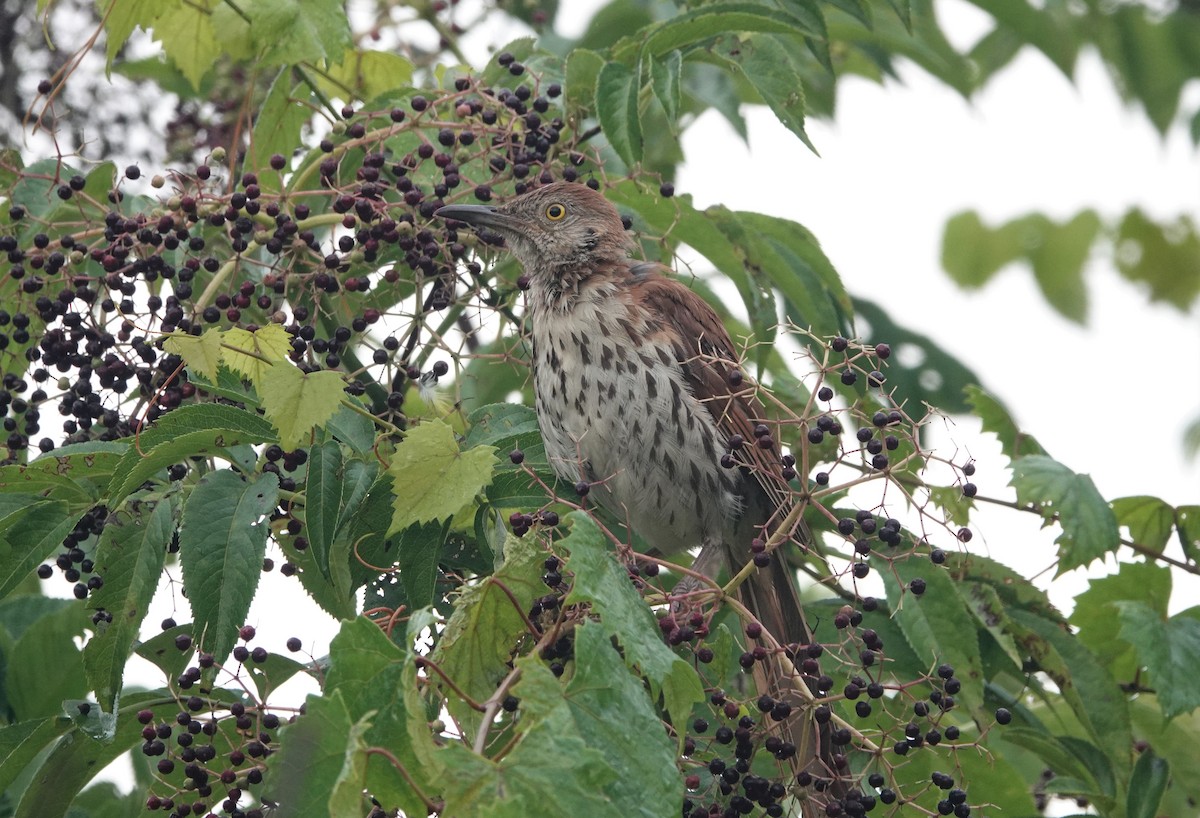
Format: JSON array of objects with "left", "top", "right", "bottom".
[{"left": 545, "top": 203, "right": 566, "bottom": 221}]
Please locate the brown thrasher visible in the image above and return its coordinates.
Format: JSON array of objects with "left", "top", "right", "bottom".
[{"left": 438, "top": 181, "right": 844, "bottom": 813}]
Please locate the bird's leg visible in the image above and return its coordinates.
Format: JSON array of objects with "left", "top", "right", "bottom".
[{"left": 665, "top": 540, "right": 729, "bottom": 625}]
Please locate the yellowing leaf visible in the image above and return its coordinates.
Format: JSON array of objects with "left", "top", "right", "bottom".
[
  {"left": 387, "top": 420, "right": 496, "bottom": 534},
  {"left": 259, "top": 361, "right": 345, "bottom": 450},
  {"left": 222, "top": 324, "right": 293, "bottom": 386},
  {"left": 162, "top": 328, "right": 222, "bottom": 382}
]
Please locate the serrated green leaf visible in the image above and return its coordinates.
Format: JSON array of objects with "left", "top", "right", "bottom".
[
  {"left": 624, "top": 3, "right": 821, "bottom": 60},
  {"left": 152, "top": 0, "right": 219, "bottom": 90},
  {"left": 0, "top": 501, "right": 81, "bottom": 601},
  {"left": 264, "top": 691, "right": 364, "bottom": 816},
  {"left": 395, "top": 521, "right": 444, "bottom": 610},
  {"left": 1111, "top": 495, "right": 1175, "bottom": 553},
  {"left": 721, "top": 33, "right": 815, "bottom": 152},
  {"left": 387, "top": 420, "right": 496, "bottom": 534},
  {"left": 1007, "top": 607, "right": 1131, "bottom": 763},
  {"left": 323, "top": 617, "right": 429, "bottom": 817},
  {"left": 83, "top": 496, "right": 175, "bottom": 712},
  {"left": 825, "top": 0, "right": 872, "bottom": 27},
  {"left": 562, "top": 512, "right": 704, "bottom": 729},
  {"left": 650, "top": 50, "right": 682, "bottom": 121},
  {"left": 260, "top": 361, "right": 346, "bottom": 450},
  {"left": 101, "top": 0, "right": 165, "bottom": 68},
  {"left": 595, "top": 62, "right": 642, "bottom": 167},
  {"left": 965, "top": 385, "right": 1046, "bottom": 460},
  {"left": 729, "top": 211, "right": 852, "bottom": 337},
  {"left": 107, "top": 404, "right": 273, "bottom": 495},
  {"left": 162, "top": 328, "right": 222, "bottom": 382},
  {"left": 882, "top": 557, "right": 984, "bottom": 718},
  {"left": 179, "top": 470, "right": 279, "bottom": 662},
  {"left": 250, "top": 0, "right": 352, "bottom": 67},
  {"left": 305, "top": 441, "right": 343, "bottom": 579},
  {"left": 5, "top": 603, "right": 87, "bottom": 720},
  {"left": 564, "top": 48, "right": 605, "bottom": 120},
  {"left": 432, "top": 530, "right": 544, "bottom": 741},
  {"left": 1010, "top": 455, "right": 1119, "bottom": 575},
  {"left": 1117, "top": 602, "right": 1200, "bottom": 720},
  {"left": 1178, "top": 505, "right": 1200, "bottom": 563},
  {"left": 1071, "top": 561, "right": 1168, "bottom": 680}
]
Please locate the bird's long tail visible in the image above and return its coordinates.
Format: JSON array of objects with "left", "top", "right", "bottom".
[{"left": 694, "top": 541, "right": 848, "bottom": 817}]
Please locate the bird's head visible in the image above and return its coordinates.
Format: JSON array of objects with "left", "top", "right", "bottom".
[{"left": 436, "top": 182, "right": 633, "bottom": 283}]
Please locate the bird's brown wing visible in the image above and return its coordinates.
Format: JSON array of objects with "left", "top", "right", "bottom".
[
  {"left": 625, "top": 264, "right": 842, "bottom": 814},
  {"left": 623, "top": 264, "right": 792, "bottom": 518}
]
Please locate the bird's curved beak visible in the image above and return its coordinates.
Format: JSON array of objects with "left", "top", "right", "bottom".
[{"left": 435, "top": 204, "right": 515, "bottom": 232}]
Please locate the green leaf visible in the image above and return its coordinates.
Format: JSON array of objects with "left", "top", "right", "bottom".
[
  {"left": 964, "top": 0, "right": 1077, "bottom": 75},
  {"left": 564, "top": 48, "right": 605, "bottom": 121},
  {"left": 134, "top": 622, "right": 197, "bottom": 681},
  {"left": 0, "top": 501, "right": 81, "bottom": 601},
  {"left": 1027, "top": 210, "right": 1101, "bottom": 324},
  {"left": 1071, "top": 561, "right": 1170, "bottom": 679},
  {"left": 260, "top": 360, "right": 346, "bottom": 450},
  {"left": 562, "top": 512, "right": 704, "bottom": 729},
  {"left": 965, "top": 385, "right": 1046, "bottom": 460},
  {"left": 395, "top": 521, "right": 444, "bottom": 609},
  {"left": 1117, "top": 602, "right": 1200, "bottom": 720},
  {"left": 824, "top": 0, "right": 872, "bottom": 28},
  {"left": 626, "top": 3, "right": 821, "bottom": 60},
  {"left": 251, "top": 0, "right": 352, "bottom": 66},
  {"left": 595, "top": 61, "right": 642, "bottom": 167},
  {"left": 728, "top": 211, "right": 853, "bottom": 337},
  {"left": 12, "top": 692, "right": 192, "bottom": 818},
  {"left": 1000, "top": 728, "right": 1109, "bottom": 797},
  {"left": 101, "top": 0, "right": 164, "bottom": 68},
  {"left": 321, "top": 49, "right": 414, "bottom": 102},
  {"left": 650, "top": 50, "right": 682, "bottom": 121},
  {"left": 305, "top": 441, "right": 344, "bottom": 579},
  {"left": 82, "top": 496, "right": 175, "bottom": 713},
  {"left": 853, "top": 297, "right": 980, "bottom": 414},
  {"left": 107, "top": 403, "right": 277, "bottom": 504},
  {"left": 1010, "top": 455, "right": 1120, "bottom": 574},
  {"left": 1179, "top": 505, "right": 1200, "bottom": 564},
  {"left": 885, "top": 0, "right": 911, "bottom": 30},
  {"left": 442, "top": 624, "right": 678, "bottom": 818},
  {"left": 719, "top": 33, "right": 814, "bottom": 152},
  {"left": 1127, "top": 748, "right": 1169, "bottom": 818},
  {"left": 432, "top": 530, "right": 544, "bottom": 740},
  {"left": 179, "top": 470, "right": 280, "bottom": 662},
  {"left": 1115, "top": 209, "right": 1200, "bottom": 311},
  {"left": 322, "top": 617, "right": 429, "bottom": 817},
  {"left": 162, "top": 328, "right": 222, "bottom": 382},
  {"left": 1007, "top": 607, "right": 1132, "bottom": 763},
  {"left": 5, "top": 603, "right": 87, "bottom": 720},
  {"left": 1101, "top": 6, "right": 1187, "bottom": 134},
  {"left": 264, "top": 691, "right": 367, "bottom": 816},
  {"left": 387, "top": 420, "right": 497, "bottom": 534},
  {"left": 249, "top": 69, "right": 310, "bottom": 192},
  {"left": 152, "top": 0, "right": 220, "bottom": 91},
  {"left": 881, "top": 556, "right": 985, "bottom": 718},
  {"left": 1111, "top": 495, "right": 1175, "bottom": 553},
  {"left": 0, "top": 718, "right": 63, "bottom": 800}
]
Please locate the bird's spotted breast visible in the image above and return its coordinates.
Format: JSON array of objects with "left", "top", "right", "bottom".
[{"left": 530, "top": 284, "right": 745, "bottom": 554}]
